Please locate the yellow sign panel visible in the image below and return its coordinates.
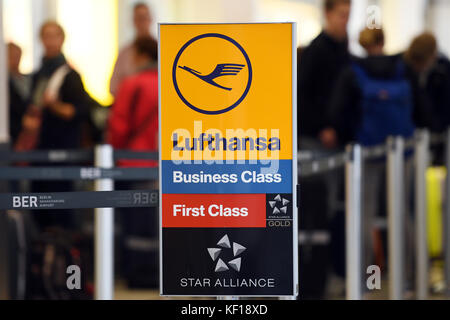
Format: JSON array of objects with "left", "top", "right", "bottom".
[
  {"left": 159, "top": 23, "right": 297, "bottom": 297},
  {"left": 160, "top": 23, "right": 293, "bottom": 161}
]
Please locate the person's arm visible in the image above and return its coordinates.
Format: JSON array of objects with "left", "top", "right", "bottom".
[
  {"left": 298, "top": 46, "right": 320, "bottom": 134},
  {"left": 409, "top": 73, "right": 434, "bottom": 130},
  {"left": 298, "top": 44, "right": 334, "bottom": 146},
  {"left": 43, "top": 71, "right": 88, "bottom": 121},
  {"left": 44, "top": 98, "right": 76, "bottom": 120},
  {"left": 109, "top": 47, "right": 131, "bottom": 98}
]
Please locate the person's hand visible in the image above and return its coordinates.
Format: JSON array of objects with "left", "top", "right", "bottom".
[
  {"left": 319, "top": 127, "right": 338, "bottom": 149},
  {"left": 42, "top": 90, "right": 76, "bottom": 120},
  {"left": 42, "top": 91, "right": 57, "bottom": 108},
  {"left": 48, "top": 100, "right": 76, "bottom": 120},
  {"left": 22, "top": 106, "right": 42, "bottom": 131}
]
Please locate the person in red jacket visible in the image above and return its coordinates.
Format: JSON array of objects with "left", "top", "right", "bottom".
[
  {"left": 107, "top": 36, "right": 159, "bottom": 288},
  {"left": 107, "top": 36, "right": 158, "bottom": 167}
]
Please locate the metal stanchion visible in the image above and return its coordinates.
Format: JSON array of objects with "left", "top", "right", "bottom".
[
  {"left": 415, "top": 130, "right": 429, "bottom": 300},
  {"left": 387, "top": 136, "right": 405, "bottom": 300},
  {"left": 445, "top": 128, "right": 450, "bottom": 298},
  {"left": 94, "top": 144, "right": 114, "bottom": 300},
  {"left": 345, "top": 144, "right": 363, "bottom": 300}
]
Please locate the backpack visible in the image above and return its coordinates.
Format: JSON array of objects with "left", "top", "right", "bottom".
[
  {"left": 352, "top": 60, "right": 415, "bottom": 146},
  {"left": 26, "top": 227, "right": 93, "bottom": 300}
]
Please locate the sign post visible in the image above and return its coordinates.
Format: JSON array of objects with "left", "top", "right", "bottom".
[{"left": 159, "top": 23, "right": 298, "bottom": 297}]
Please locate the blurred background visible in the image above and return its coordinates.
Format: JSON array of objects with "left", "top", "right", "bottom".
[
  {"left": 1, "top": 0, "right": 450, "bottom": 301},
  {"left": 2, "top": 0, "right": 450, "bottom": 108}
]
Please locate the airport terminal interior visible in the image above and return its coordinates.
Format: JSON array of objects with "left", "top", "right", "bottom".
[{"left": 1, "top": 0, "right": 450, "bottom": 300}]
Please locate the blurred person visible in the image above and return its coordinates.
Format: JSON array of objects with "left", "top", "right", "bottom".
[
  {"left": 107, "top": 36, "right": 159, "bottom": 288},
  {"left": 24, "top": 21, "right": 90, "bottom": 230},
  {"left": 404, "top": 32, "right": 438, "bottom": 75},
  {"left": 329, "top": 27, "right": 421, "bottom": 146},
  {"left": 330, "top": 28, "right": 426, "bottom": 291},
  {"left": 404, "top": 32, "right": 450, "bottom": 135},
  {"left": 109, "top": 2, "right": 158, "bottom": 98},
  {"left": 359, "top": 27, "right": 384, "bottom": 56},
  {"left": 18, "top": 21, "right": 90, "bottom": 152},
  {"left": 16, "top": 21, "right": 94, "bottom": 300},
  {"left": 7, "top": 42, "right": 30, "bottom": 145},
  {"left": 297, "top": 0, "right": 351, "bottom": 299},
  {"left": 107, "top": 36, "right": 158, "bottom": 164},
  {"left": 298, "top": 0, "right": 351, "bottom": 150}
]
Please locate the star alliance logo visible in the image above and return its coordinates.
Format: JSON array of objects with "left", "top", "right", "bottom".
[
  {"left": 207, "top": 234, "right": 246, "bottom": 273},
  {"left": 268, "top": 194, "right": 290, "bottom": 215}
]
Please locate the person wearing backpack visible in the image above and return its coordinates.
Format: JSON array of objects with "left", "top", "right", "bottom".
[
  {"left": 329, "top": 27, "right": 431, "bottom": 147},
  {"left": 329, "top": 28, "right": 431, "bottom": 293}
]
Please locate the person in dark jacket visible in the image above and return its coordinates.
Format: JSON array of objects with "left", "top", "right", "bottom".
[
  {"left": 330, "top": 28, "right": 427, "bottom": 289},
  {"left": 298, "top": 0, "right": 351, "bottom": 149},
  {"left": 404, "top": 32, "right": 450, "bottom": 134},
  {"left": 26, "top": 21, "right": 90, "bottom": 230},
  {"left": 26, "top": 22, "right": 89, "bottom": 150},
  {"left": 425, "top": 56, "right": 450, "bottom": 133},
  {"left": 296, "top": 0, "right": 351, "bottom": 299},
  {"left": 330, "top": 29, "right": 432, "bottom": 145},
  {"left": 404, "top": 32, "right": 450, "bottom": 167}
]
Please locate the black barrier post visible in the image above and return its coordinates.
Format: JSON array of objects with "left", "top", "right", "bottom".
[
  {"left": 0, "top": 0, "right": 9, "bottom": 298},
  {"left": 0, "top": 141, "right": 10, "bottom": 300},
  {"left": 445, "top": 128, "right": 450, "bottom": 297},
  {"left": 345, "top": 144, "right": 363, "bottom": 300}
]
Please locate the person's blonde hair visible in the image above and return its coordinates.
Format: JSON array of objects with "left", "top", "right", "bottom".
[
  {"left": 359, "top": 27, "right": 384, "bottom": 50},
  {"left": 404, "top": 32, "right": 437, "bottom": 69},
  {"left": 39, "top": 20, "right": 65, "bottom": 40}
]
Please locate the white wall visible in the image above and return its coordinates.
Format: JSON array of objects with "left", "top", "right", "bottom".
[
  {"left": 380, "top": 0, "right": 428, "bottom": 54},
  {"left": 174, "top": 0, "right": 257, "bottom": 23},
  {"left": 256, "top": 0, "right": 321, "bottom": 48},
  {"left": 347, "top": 0, "right": 371, "bottom": 57},
  {"left": 0, "top": 0, "right": 9, "bottom": 143},
  {"left": 3, "top": 0, "right": 34, "bottom": 74},
  {"left": 427, "top": 0, "right": 450, "bottom": 58}
]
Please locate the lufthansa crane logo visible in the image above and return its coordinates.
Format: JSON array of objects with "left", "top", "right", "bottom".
[
  {"left": 178, "top": 63, "right": 246, "bottom": 91},
  {"left": 172, "top": 33, "right": 252, "bottom": 115}
]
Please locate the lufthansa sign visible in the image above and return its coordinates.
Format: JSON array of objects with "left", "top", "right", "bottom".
[{"left": 159, "top": 23, "right": 298, "bottom": 297}]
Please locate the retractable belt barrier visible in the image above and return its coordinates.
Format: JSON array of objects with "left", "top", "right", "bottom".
[
  {"left": 0, "top": 149, "right": 94, "bottom": 163},
  {"left": 1, "top": 129, "right": 449, "bottom": 300},
  {"left": 0, "top": 149, "right": 159, "bottom": 164},
  {"left": 0, "top": 190, "right": 158, "bottom": 210},
  {"left": 0, "top": 167, "right": 158, "bottom": 181},
  {"left": 0, "top": 141, "right": 429, "bottom": 182}
]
